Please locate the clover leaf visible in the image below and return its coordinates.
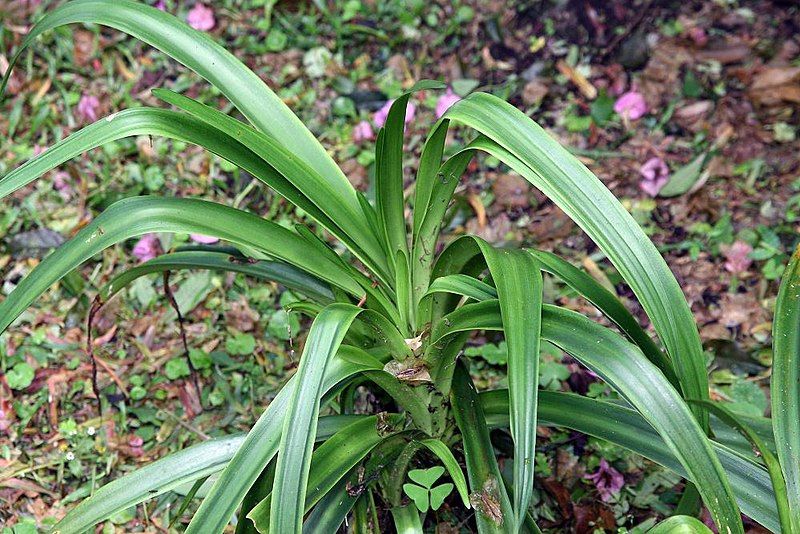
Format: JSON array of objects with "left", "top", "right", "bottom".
[{"left": 403, "top": 466, "right": 454, "bottom": 513}]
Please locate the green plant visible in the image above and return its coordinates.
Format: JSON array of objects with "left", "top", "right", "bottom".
[
  {"left": 0, "top": 1, "right": 796, "bottom": 533},
  {"left": 403, "top": 466, "right": 454, "bottom": 513}
]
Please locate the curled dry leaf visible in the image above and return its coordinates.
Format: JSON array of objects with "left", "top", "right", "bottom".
[{"left": 384, "top": 358, "right": 432, "bottom": 384}]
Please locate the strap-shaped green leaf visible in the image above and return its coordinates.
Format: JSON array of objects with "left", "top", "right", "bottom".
[
  {"left": 1, "top": 0, "right": 349, "bottom": 193},
  {"left": 772, "top": 245, "right": 800, "bottom": 532},
  {"left": 481, "top": 391, "right": 779, "bottom": 533},
  {"left": 435, "top": 301, "right": 743, "bottom": 534},
  {"left": 647, "top": 516, "right": 713, "bottom": 533},
  {"left": 451, "top": 363, "right": 514, "bottom": 533},
  {"left": 528, "top": 249, "right": 677, "bottom": 388},
  {"left": 268, "top": 304, "right": 364, "bottom": 534},
  {"left": 391, "top": 504, "right": 424, "bottom": 534},
  {"left": 187, "top": 353, "right": 389, "bottom": 532},
  {"left": 301, "top": 469, "right": 359, "bottom": 533},
  {"left": 418, "top": 439, "right": 471, "bottom": 509},
  {"left": 477, "top": 244, "right": 542, "bottom": 529},
  {"left": 152, "top": 89, "right": 388, "bottom": 282},
  {"left": 411, "top": 119, "right": 449, "bottom": 237},
  {"left": 425, "top": 273, "right": 498, "bottom": 302},
  {"left": 690, "top": 400, "right": 793, "bottom": 532},
  {"left": 97, "top": 250, "right": 334, "bottom": 304},
  {"left": 374, "top": 80, "right": 445, "bottom": 273},
  {"left": 0, "top": 107, "right": 383, "bottom": 281},
  {"left": 426, "top": 251, "right": 678, "bottom": 388},
  {"left": 52, "top": 436, "right": 241, "bottom": 534},
  {"left": 249, "top": 414, "right": 404, "bottom": 532},
  {"left": 422, "top": 237, "right": 542, "bottom": 528},
  {"left": 51, "top": 416, "right": 362, "bottom": 534},
  {"left": 0, "top": 196, "right": 365, "bottom": 336},
  {"left": 395, "top": 250, "right": 414, "bottom": 334},
  {"left": 444, "top": 96, "right": 709, "bottom": 429},
  {"left": 411, "top": 151, "right": 472, "bottom": 304}
]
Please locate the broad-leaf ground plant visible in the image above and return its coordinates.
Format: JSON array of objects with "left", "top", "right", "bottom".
[{"left": 1, "top": 1, "right": 798, "bottom": 533}]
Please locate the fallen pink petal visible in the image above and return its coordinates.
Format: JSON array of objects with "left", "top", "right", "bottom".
[
  {"left": 373, "top": 99, "right": 415, "bottom": 129},
  {"left": 435, "top": 88, "right": 461, "bottom": 118},
  {"left": 724, "top": 241, "right": 753, "bottom": 274},
  {"left": 585, "top": 459, "right": 624, "bottom": 502},
  {"left": 352, "top": 120, "right": 374, "bottom": 143},
  {"left": 133, "top": 234, "right": 161, "bottom": 262},
  {"left": 614, "top": 91, "right": 647, "bottom": 120},
  {"left": 639, "top": 157, "right": 669, "bottom": 197},
  {"left": 53, "top": 171, "right": 72, "bottom": 200},
  {"left": 688, "top": 27, "right": 708, "bottom": 47},
  {"left": 187, "top": 3, "right": 215, "bottom": 31},
  {"left": 77, "top": 94, "right": 100, "bottom": 122},
  {"left": 129, "top": 436, "right": 144, "bottom": 457}
]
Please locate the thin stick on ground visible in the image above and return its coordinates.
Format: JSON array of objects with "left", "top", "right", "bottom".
[{"left": 162, "top": 270, "right": 203, "bottom": 408}]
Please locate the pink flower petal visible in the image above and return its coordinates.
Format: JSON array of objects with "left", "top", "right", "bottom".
[
  {"left": 614, "top": 91, "right": 647, "bottom": 120},
  {"left": 640, "top": 177, "right": 668, "bottom": 197},
  {"left": 190, "top": 234, "right": 220, "bottom": 244},
  {"left": 435, "top": 88, "right": 461, "bottom": 118},
  {"left": 639, "top": 157, "right": 670, "bottom": 197},
  {"left": 373, "top": 101, "right": 391, "bottom": 128},
  {"left": 352, "top": 120, "right": 374, "bottom": 143},
  {"left": 373, "top": 99, "right": 416, "bottom": 129},
  {"left": 77, "top": 94, "right": 100, "bottom": 122},
  {"left": 53, "top": 171, "right": 72, "bottom": 200},
  {"left": 688, "top": 27, "right": 708, "bottom": 47},
  {"left": 584, "top": 459, "right": 624, "bottom": 502},
  {"left": 187, "top": 3, "right": 215, "bottom": 31},
  {"left": 133, "top": 234, "right": 161, "bottom": 263}
]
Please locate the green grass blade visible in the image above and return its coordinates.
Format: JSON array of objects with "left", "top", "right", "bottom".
[
  {"left": 249, "top": 414, "right": 404, "bottom": 532},
  {"left": 0, "top": 197, "right": 366, "bottom": 336},
  {"left": 435, "top": 301, "right": 743, "bottom": 533},
  {"left": 418, "top": 438, "right": 471, "bottom": 509},
  {"left": 268, "top": 304, "right": 364, "bottom": 534},
  {"left": 772, "top": 245, "right": 800, "bottom": 531},
  {"left": 2, "top": 0, "right": 347, "bottom": 188},
  {"left": 445, "top": 95, "right": 709, "bottom": 428},
  {"left": 481, "top": 390, "right": 779, "bottom": 533},
  {"left": 451, "top": 363, "right": 514, "bottom": 533},
  {"left": 97, "top": 250, "right": 334, "bottom": 304}
]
